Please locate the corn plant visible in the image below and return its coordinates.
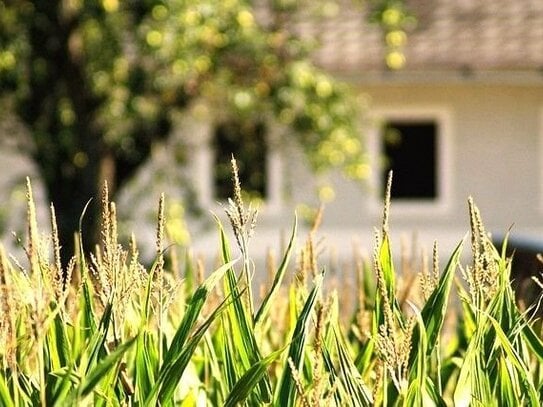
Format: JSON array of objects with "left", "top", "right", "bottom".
[{"left": 0, "top": 166, "right": 542, "bottom": 406}]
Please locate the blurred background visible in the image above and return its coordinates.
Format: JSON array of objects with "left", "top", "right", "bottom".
[{"left": 1, "top": 0, "right": 543, "bottom": 275}]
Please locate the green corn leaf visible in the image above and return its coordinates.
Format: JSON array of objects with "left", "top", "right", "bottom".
[
  {"left": 485, "top": 313, "right": 540, "bottom": 405},
  {"left": 333, "top": 327, "right": 373, "bottom": 406},
  {"left": 276, "top": 271, "right": 324, "bottom": 406},
  {"left": 354, "top": 336, "right": 375, "bottom": 377},
  {"left": 224, "top": 348, "right": 284, "bottom": 407},
  {"left": 453, "top": 332, "right": 482, "bottom": 407},
  {"left": 409, "top": 301, "right": 428, "bottom": 388},
  {"left": 220, "top": 321, "right": 238, "bottom": 394},
  {"left": 85, "top": 301, "right": 114, "bottom": 376},
  {"left": 522, "top": 323, "right": 543, "bottom": 363},
  {"left": 80, "top": 277, "right": 97, "bottom": 335},
  {"left": 409, "top": 239, "right": 464, "bottom": 370},
  {"left": 362, "top": 254, "right": 376, "bottom": 310},
  {"left": 203, "top": 331, "right": 229, "bottom": 404},
  {"left": 48, "top": 367, "right": 80, "bottom": 384},
  {"left": 321, "top": 308, "right": 343, "bottom": 405},
  {"left": 405, "top": 301, "right": 446, "bottom": 407},
  {"left": 497, "top": 355, "right": 517, "bottom": 407},
  {"left": 217, "top": 218, "right": 272, "bottom": 402},
  {"left": 146, "top": 293, "right": 237, "bottom": 405},
  {"left": 376, "top": 233, "right": 405, "bottom": 331},
  {"left": 46, "top": 315, "right": 78, "bottom": 402},
  {"left": 52, "top": 313, "right": 71, "bottom": 368},
  {"left": 142, "top": 250, "right": 169, "bottom": 326},
  {"left": 422, "top": 239, "right": 464, "bottom": 352},
  {"left": 255, "top": 215, "right": 297, "bottom": 325},
  {"left": 455, "top": 281, "right": 476, "bottom": 340},
  {"left": 93, "top": 359, "right": 129, "bottom": 407},
  {"left": 164, "top": 258, "right": 237, "bottom": 361},
  {"left": 0, "top": 373, "right": 14, "bottom": 407},
  {"left": 45, "top": 310, "right": 74, "bottom": 405},
  {"left": 320, "top": 339, "right": 344, "bottom": 405},
  {"left": 77, "top": 199, "right": 97, "bottom": 335},
  {"left": 44, "top": 323, "right": 58, "bottom": 377},
  {"left": 156, "top": 257, "right": 237, "bottom": 398},
  {"left": 13, "top": 370, "right": 35, "bottom": 406},
  {"left": 80, "top": 335, "right": 137, "bottom": 397},
  {"left": 134, "top": 331, "right": 158, "bottom": 403},
  {"left": 423, "top": 377, "right": 448, "bottom": 407},
  {"left": 48, "top": 365, "right": 79, "bottom": 404},
  {"left": 379, "top": 233, "right": 396, "bottom": 304}
]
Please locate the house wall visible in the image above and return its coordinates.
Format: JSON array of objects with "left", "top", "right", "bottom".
[
  {"left": 303, "top": 83, "right": 543, "bottom": 260},
  {"left": 115, "top": 83, "right": 543, "bottom": 268},
  {"left": 0, "top": 143, "right": 49, "bottom": 257}
]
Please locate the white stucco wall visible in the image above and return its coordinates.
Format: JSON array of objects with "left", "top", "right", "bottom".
[
  {"left": 362, "top": 84, "right": 542, "bottom": 224},
  {"left": 0, "top": 143, "right": 49, "bottom": 258},
  {"left": 298, "top": 83, "right": 543, "bottom": 261}
]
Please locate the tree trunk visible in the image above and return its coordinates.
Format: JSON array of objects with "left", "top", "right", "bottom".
[
  {"left": 20, "top": 0, "right": 103, "bottom": 266},
  {"left": 42, "top": 142, "right": 104, "bottom": 267},
  {"left": 20, "top": 0, "right": 169, "bottom": 267}
]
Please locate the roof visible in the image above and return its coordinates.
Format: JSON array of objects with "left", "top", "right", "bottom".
[{"left": 289, "top": 0, "right": 543, "bottom": 75}]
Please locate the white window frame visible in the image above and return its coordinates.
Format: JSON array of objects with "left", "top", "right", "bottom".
[
  {"left": 209, "top": 128, "right": 284, "bottom": 216},
  {"left": 182, "top": 115, "right": 284, "bottom": 217},
  {"left": 366, "top": 106, "right": 453, "bottom": 216}
]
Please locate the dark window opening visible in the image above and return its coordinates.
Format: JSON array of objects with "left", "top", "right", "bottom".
[
  {"left": 214, "top": 120, "right": 267, "bottom": 201},
  {"left": 382, "top": 121, "right": 437, "bottom": 200}
]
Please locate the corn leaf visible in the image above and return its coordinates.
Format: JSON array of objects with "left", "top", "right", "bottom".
[
  {"left": 80, "top": 335, "right": 137, "bottom": 397},
  {"left": 165, "top": 258, "right": 237, "bottom": 361},
  {"left": 0, "top": 373, "right": 14, "bottom": 407},
  {"left": 523, "top": 323, "right": 543, "bottom": 363},
  {"left": 85, "top": 301, "right": 114, "bottom": 375},
  {"left": 134, "top": 331, "right": 158, "bottom": 403},
  {"left": 276, "top": 271, "right": 324, "bottom": 405},
  {"left": 217, "top": 219, "right": 272, "bottom": 402},
  {"left": 486, "top": 313, "right": 540, "bottom": 405},
  {"left": 453, "top": 329, "right": 485, "bottom": 407},
  {"left": 497, "top": 355, "right": 517, "bottom": 407},
  {"left": 146, "top": 293, "right": 235, "bottom": 405},
  {"left": 423, "top": 239, "right": 463, "bottom": 352},
  {"left": 333, "top": 327, "right": 373, "bottom": 406},
  {"left": 405, "top": 302, "right": 446, "bottom": 407},
  {"left": 224, "top": 348, "right": 284, "bottom": 407},
  {"left": 77, "top": 199, "right": 97, "bottom": 335},
  {"left": 379, "top": 233, "right": 396, "bottom": 306},
  {"left": 255, "top": 215, "right": 297, "bottom": 325},
  {"left": 409, "top": 239, "right": 464, "bottom": 372}
]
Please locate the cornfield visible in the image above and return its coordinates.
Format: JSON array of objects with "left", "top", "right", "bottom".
[{"left": 1, "top": 162, "right": 543, "bottom": 406}]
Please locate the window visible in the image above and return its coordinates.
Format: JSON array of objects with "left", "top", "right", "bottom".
[
  {"left": 368, "top": 107, "right": 452, "bottom": 215},
  {"left": 213, "top": 120, "right": 268, "bottom": 201},
  {"left": 179, "top": 110, "right": 284, "bottom": 215},
  {"left": 382, "top": 121, "right": 437, "bottom": 200}
]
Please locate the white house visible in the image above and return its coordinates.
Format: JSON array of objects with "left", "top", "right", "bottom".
[
  {"left": 179, "top": 0, "right": 543, "bottom": 266},
  {"left": 316, "top": 0, "right": 543, "bottom": 256},
  {"left": 2, "top": 0, "right": 543, "bottom": 270}
]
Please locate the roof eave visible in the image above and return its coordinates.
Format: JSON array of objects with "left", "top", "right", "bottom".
[{"left": 331, "top": 69, "right": 543, "bottom": 86}]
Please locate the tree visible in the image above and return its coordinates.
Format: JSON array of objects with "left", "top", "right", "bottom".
[{"left": 0, "top": 0, "right": 407, "bottom": 262}]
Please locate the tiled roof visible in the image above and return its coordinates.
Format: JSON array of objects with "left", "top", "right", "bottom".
[{"left": 289, "top": 0, "right": 543, "bottom": 73}]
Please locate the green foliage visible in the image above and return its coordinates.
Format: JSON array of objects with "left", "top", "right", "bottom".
[{"left": 367, "top": 0, "right": 415, "bottom": 69}]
